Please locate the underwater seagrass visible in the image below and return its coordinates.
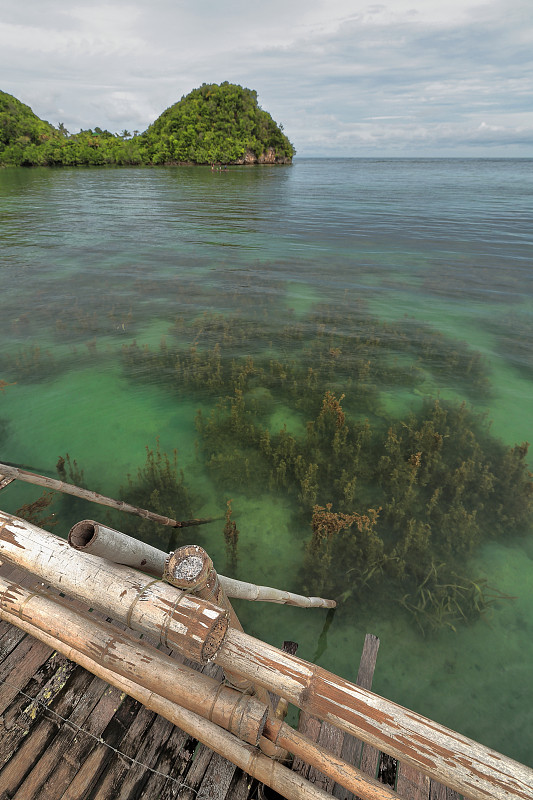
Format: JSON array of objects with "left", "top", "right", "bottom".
[{"left": 117, "top": 307, "right": 533, "bottom": 632}]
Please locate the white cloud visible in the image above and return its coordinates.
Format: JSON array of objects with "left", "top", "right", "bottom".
[{"left": 1, "top": 0, "right": 532, "bottom": 154}]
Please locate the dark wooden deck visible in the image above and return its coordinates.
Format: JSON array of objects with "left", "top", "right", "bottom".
[{"left": 0, "top": 556, "right": 462, "bottom": 800}]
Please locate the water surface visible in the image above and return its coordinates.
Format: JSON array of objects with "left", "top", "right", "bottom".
[{"left": 1, "top": 158, "right": 532, "bottom": 765}]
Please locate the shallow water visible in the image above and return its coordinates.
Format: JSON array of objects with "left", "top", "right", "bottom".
[{"left": 0, "top": 159, "right": 532, "bottom": 766}]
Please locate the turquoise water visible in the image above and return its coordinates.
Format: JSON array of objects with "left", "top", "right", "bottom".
[{"left": 1, "top": 159, "right": 532, "bottom": 766}]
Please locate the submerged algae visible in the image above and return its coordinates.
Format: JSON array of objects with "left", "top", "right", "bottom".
[{"left": 116, "top": 307, "right": 533, "bottom": 633}]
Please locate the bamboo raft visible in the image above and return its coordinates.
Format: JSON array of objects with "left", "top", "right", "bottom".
[{"left": 0, "top": 466, "right": 532, "bottom": 800}]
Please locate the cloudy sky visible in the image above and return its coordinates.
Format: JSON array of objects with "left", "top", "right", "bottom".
[{"left": 1, "top": 0, "right": 532, "bottom": 156}]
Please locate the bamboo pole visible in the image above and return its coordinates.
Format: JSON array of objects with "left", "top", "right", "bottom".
[
  {"left": 163, "top": 544, "right": 253, "bottom": 692},
  {"left": 2, "top": 511, "right": 533, "bottom": 800},
  {"left": 0, "top": 598, "right": 396, "bottom": 800},
  {"left": 0, "top": 463, "right": 220, "bottom": 529},
  {"left": 0, "top": 610, "right": 334, "bottom": 800},
  {"left": 217, "top": 630, "right": 533, "bottom": 800},
  {"left": 221, "top": 575, "right": 336, "bottom": 608},
  {"left": 69, "top": 519, "right": 168, "bottom": 575},
  {"left": 0, "top": 510, "right": 228, "bottom": 664},
  {"left": 0, "top": 574, "right": 267, "bottom": 746},
  {"left": 68, "top": 520, "right": 336, "bottom": 608}
]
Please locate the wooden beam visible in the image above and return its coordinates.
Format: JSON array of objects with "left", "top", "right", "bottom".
[{"left": 0, "top": 463, "right": 220, "bottom": 529}]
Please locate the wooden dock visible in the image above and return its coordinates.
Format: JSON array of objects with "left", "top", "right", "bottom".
[
  {"left": 0, "top": 558, "right": 462, "bottom": 800},
  {"left": 0, "top": 473, "right": 531, "bottom": 800},
  {"left": 0, "top": 560, "right": 261, "bottom": 800}
]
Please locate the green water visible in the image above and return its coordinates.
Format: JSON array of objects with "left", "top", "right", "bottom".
[{"left": 0, "top": 160, "right": 532, "bottom": 766}]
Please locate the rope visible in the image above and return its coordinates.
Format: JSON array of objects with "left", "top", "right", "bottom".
[
  {"left": 125, "top": 578, "right": 164, "bottom": 628},
  {"left": 0, "top": 673, "right": 201, "bottom": 794}
]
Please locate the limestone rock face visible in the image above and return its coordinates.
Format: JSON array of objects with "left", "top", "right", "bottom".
[{"left": 236, "top": 147, "right": 292, "bottom": 165}]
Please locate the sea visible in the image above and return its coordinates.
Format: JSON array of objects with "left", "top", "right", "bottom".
[{"left": 0, "top": 158, "right": 532, "bottom": 767}]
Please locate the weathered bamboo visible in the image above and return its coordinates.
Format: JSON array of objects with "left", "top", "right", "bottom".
[
  {"left": 217, "top": 630, "right": 533, "bottom": 800},
  {"left": 0, "top": 463, "right": 220, "bottom": 528},
  {"left": 0, "top": 474, "right": 15, "bottom": 491},
  {"left": 263, "top": 717, "right": 397, "bottom": 800},
  {"left": 0, "top": 510, "right": 228, "bottom": 663},
  {"left": 2, "top": 511, "right": 533, "bottom": 800},
  {"left": 221, "top": 575, "right": 336, "bottom": 608},
  {"left": 69, "top": 520, "right": 336, "bottom": 608},
  {"left": 0, "top": 574, "right": 267, "bottom": 745},
  {"left": 69, "top": 519, "right": 168, "bottom": 574},
  {"left": 0, "top": 600, "right": 396, "bottom": 800},
  {"left": 0, "top": 610, "right": 334, "bottom": 800},
  {"left": 164, "top": 544, "right": 251, "bottom": 697}
]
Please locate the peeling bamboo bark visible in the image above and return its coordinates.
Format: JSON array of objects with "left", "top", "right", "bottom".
[
  {"left": 0, "top": 598, "right": 396, "bottom": 800},
  {"left": 0, "top": 511, "right": 228, "bottom": 663},
  {"left": 0, "top": 574, "right": 267, "bottom": 746},
  {"left": 164, "top": 544, "right": 252, "bottom": 695},
  {"left": 0, "top": 610, "right": 333, "bottom": 800},
  {"left": 68, "top": 520, "right": 336, "bottom": 608},
  {"left": 0, "top": 474, "right": 15, "bottom": 491},
  {"left": 0, "top": 463, "right": 220, "bottom": 528},
  {"left": 1, "top": 511, "right": 532, "bottom": 800},
  {"left": 263, "top": 718, "right": 397, "bottom": 800},
  {"left": 217, "top": 630, "right": 533, "bottom": 800}
]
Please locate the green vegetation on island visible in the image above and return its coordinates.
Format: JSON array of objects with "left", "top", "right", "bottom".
[{"left": 0, "top": 83, "right": 294, "bottom": 167}]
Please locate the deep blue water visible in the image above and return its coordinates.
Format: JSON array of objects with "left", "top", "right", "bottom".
[{"left": 0, "top": 158, "right": 532, "bottom": 766}]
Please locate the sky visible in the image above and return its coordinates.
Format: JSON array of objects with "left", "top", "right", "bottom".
[{"left": 1, "top": 0, "right": 532, "bottom": 157}]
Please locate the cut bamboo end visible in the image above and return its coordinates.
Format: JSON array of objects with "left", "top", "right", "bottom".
[
  {"left": 68, "top": 519, "right": 98, "bottom": 549},
  {"left": 164, "top": 544, "right": 212, "bottom": 591},
  {"left": 166, "top": 544, "right": 254, "bottom": 692}
]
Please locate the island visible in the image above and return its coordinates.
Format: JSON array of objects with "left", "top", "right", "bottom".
[{"left": 0, "top": 82, "right": 295, "bottom": 167}]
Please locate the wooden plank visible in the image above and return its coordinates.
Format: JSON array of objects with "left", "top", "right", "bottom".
[
  {"left": 196, "top": 754, "right": 239, "bottom": 800},
  {"left": 396, "top": 761, "right": 431, "bottom": 800},
  {"left": 292, "top": 711, "right": 322, "bottom": 779},
  {"left": 429, "top": 782, "right": 462, "bottom": 800},
  {"left": 359, "top": 742, "right": 380, "bottom": 784},
  {"left": 55, "top": 694, "right": 139, "bottom": 800},
  {"left": 0, "top": 648, "right": 79, "bottom": 773},
  {"left": 177, "top": 743, "right": 216, "bottom": 800},
  {"left": 0, "top": 624, "right": 27, "bottom": 666},
  {"left": 333, "top": 634, "right": 380, "bottom": 800},
  {"left": 10, "top": 671, "right": 120, "bottom": 800},
  {"left": 307, "top": 720, "right": 345, "bottom": 794},
  {"left": 0, "top": 664, "right": 95, "bottom": 796},
  {"left": 110, "top": 711, "right": 176, "bottom": 800},
  {"left": 224, "top": 769, "right": 258, "bottom": 800},
  {"left": 0, "top": 639, "right": 57, "bottom": 715},
  {"left": 429, "top": 782, "right": 446, "bottom": 800},
  {"left": 88, "top": 704, "right": 160, "bottom": 800},
  {"left": 140, "top": 724, "right": 198, "bottom": 800}
]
